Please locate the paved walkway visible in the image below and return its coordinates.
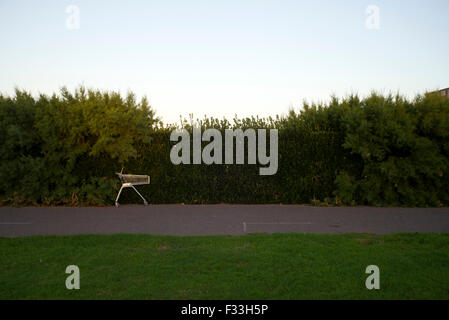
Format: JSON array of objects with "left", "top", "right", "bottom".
[{"left": 1, "top": 205, "right": 449, "bottom": 237}]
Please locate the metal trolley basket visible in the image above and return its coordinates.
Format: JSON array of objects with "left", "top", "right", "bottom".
[{"left": 115, "top": 169, "right": 150, "bottom": 207}]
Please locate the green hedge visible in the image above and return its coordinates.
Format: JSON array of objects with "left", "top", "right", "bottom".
[{"left": 1, "top": 87, "right": 448, "bottom": 207}]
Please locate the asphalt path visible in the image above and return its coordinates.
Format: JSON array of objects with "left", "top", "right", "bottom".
[{"left": 1, "top": 205, "right": 449, "bottom": 237}]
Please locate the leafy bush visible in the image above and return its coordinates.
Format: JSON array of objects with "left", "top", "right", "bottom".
[
  {"left": 334, "top": 93, "right": 449, "bottom": 206},
  {"left": 0, "top": 87, "right": 157, "bottom": 206}
]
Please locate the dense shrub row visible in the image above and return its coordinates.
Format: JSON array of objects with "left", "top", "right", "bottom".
[{"left": 1, "top": 87, "right": 448, "bottom": 207}]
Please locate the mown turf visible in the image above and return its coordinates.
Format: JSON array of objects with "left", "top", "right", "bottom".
[{"left": 0, "top": 233, "right": 448, "bottom": 299}]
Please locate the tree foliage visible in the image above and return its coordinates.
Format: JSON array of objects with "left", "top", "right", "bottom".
[
  {"left": 335, "top": 93, "right": 449, "bottom": 206},
  {"left": 0, "top": 87, "right": 158, "bottom": 205}
]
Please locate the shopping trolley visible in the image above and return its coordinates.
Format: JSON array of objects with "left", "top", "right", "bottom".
[{"left": 115, "top": 169, "right": 150, "bottom": 207}]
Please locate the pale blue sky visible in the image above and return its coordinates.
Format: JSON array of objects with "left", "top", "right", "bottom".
[{"left": 1, "top": 0, "right": 448, "bottom": 123}]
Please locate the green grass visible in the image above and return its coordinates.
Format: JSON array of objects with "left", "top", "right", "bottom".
[{"left": 1, "top": 233, "right": 449, "bottom": 299}]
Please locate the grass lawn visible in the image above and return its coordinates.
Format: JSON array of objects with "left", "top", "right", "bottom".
[{"left": 1, "top": 233, "right": 448, "bottom": 299}]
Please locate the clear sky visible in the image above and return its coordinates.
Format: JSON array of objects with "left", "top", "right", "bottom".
[{"left": 1, "top": 0, "right": 448, "bottom": 123}]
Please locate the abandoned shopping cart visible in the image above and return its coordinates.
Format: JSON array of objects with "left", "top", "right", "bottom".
[{"left": 115, "top": 169, "right": 150, "bottom": 207}]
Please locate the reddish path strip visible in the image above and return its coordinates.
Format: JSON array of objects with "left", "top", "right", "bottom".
[{"left": 1, "top": 205, "right": 449, "bottom": 237}]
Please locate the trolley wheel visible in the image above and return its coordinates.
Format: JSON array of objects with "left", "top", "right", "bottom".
[
  {"left": 144, "top": 201, "right": 148, "bottom": 206},
  {"left": 115, "top": 202, "right": 120, "bottom": 208}
]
